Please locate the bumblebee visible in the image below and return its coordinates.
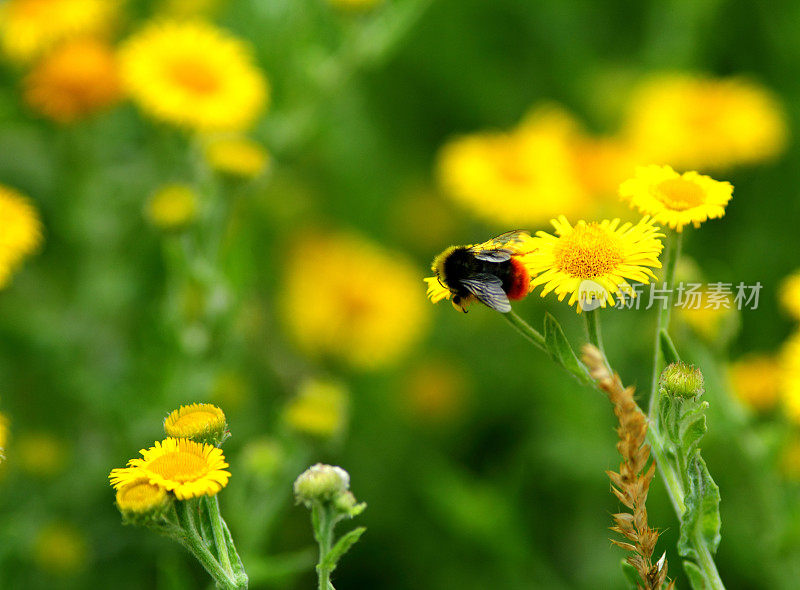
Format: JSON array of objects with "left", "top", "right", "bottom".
[{"left": 428, "top": 231, "right": 534, "bottom": 313}]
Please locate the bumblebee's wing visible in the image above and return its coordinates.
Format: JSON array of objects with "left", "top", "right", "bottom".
[
  {"left": 473, "top": 249, "right": 512, "bottom": 263},
  {"left": 472, "top": 230, "right": 531, "bottom": 253},
  {"left": 460, "top": 274, "right": 512, "bottom": 313}
]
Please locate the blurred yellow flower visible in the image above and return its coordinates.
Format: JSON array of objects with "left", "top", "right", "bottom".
[
  {"left": 16, "top": 432, "right": 66, "bottom": 477},
  {"left": 437, "top": 105, "right": 589, "bottom": 227},
  {"left": 0, "top": 185, "right": 42, "bottom": 288},
  {"left": 729, "top": 354, "right": 780, "bottom": 412},
  {"left": 0, "top": 0, "right": 115, "bottom": 62},
  {"left": 528, "top": 216, "right": 663, "bottom": 311},
  {"left": 675, "top": 290, "right": 739, "bottom": 344},
  {"left": 574, "top": 136, "right": 638, "bottom": 200},
  {"left": 109, "top": 438, "right": 230, "bottom": 500},
  {"left": 119, "top": 20, "right": 268, "bottom": 132},
  {"left": 619, "top": 165, "right": 733, "bottom": 232},
  {"left": 145, "top": 183, "right": 198, "bottom": 229},
  {"left": 203, "top": 136, "right": 269, "bottom": 178},
  {"left": 781, "top": 332, "right": 800, "bottom": 424},
  {"left": 623, "top": 74, "right": 787, "bottom": 170},
  {"left": 403, "top": 359, "right": 469, "bottom": 423},
  {"left": 284, "top": 378, "right": 348, "bottom": 438},
  {"left": 33, "top": 522, "right": 88, "bottom": 575},
  {"left": 164, "top": 403, "right": 227, "bottom": 444},
  {"left": 24, "top": 38, "right": 122, "bottom": 123},
  {"left": 280, "top": 231, "right": 429, "bottom": 369},
  {"left": 115, "top": 475, "right": 169, "bottom": 517},
  {"left": 779, "top": 271, "right": 800, "bottom": 321}
]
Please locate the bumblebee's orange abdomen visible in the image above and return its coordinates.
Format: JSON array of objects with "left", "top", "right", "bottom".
[{"left": 506, "top": 258, "right": 530, "bottom": 300}]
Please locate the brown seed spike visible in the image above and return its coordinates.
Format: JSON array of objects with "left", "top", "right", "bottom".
[{"left": 582, "top": 344, "right": 672, "bottom": 590}]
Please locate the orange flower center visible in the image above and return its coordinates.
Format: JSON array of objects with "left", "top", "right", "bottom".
[
  {"left": 169, "top": 59, "right": 220, "bottom": 95},
  {"left": 654, "top": 178, "right": 706, "bottom": 211},
  {"left": 148, "top": 451, "right": 208, "bottom": 482},
  {"left": 555, "top": 224, "right": 623, "bottom": 278}
]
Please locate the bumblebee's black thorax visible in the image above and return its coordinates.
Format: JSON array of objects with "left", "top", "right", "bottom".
[{"left": 442, "top": 248, "right": 514, "bottom": 294}]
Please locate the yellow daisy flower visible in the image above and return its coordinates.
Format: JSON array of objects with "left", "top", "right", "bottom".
[
  {"left": 779, "top": 271, "right": 800, "bottom": 321},
  {"left": 203, "top": 135, "right": 269, "bottom": 178},
  {"left": 280, "top": 231, "right": 429, "bottom": 370},
  {"left": 24, "top": 38, "right": 122, "bottom": 124},
  {"left": 0, "top": 184, "right": 43, "bottom": 288},
  {"left": 622, "top": 73, "right": 787, "bottom": 170},
  {"left": 164, "top": 403, "right": 227, "bottom": 444},
  {"left": 145, "top": 184, "right": 198, "bottom": 230},
  {"left": 618, "top": 165, "right": 733, "bottom": 232},
  {"left": 119, "top": 20, "right": 268, "bottom": 132},
  {"left": 0, "top": 0, "right": 115, "bottom": 63},
  {"left": 527, "top": 216, "right": 664, "bottom": 312},
  {"left": 436, "top": 105, "right": 590, "bottom": 227},
  {"left": 729, "top": 354, "right": 780, "bottom": 412},
  {"left": 115, "top": 475, "right": 170, "bottom": 517},
  {"left": 109, "top": 437, "right": 230, "bottom": 500}
]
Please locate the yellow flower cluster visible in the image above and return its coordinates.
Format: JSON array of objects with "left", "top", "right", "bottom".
[
  {"left": 109, "top": 404, "right": 231, "bottom": 516},
  {"left": 281, "top": 231, "right": 429, "bottom": 369},
  {"left": 0, "top": 185, "right": 43, "bottom": 289},
  {"left": 119, "top": 20, "right": 268, "bottom": 132},
  {"left": 436, "top": 74, "right": 783, "bottom": 229},
  {"left": 622, "top": 73, "right": 787, "bottom": 171}
]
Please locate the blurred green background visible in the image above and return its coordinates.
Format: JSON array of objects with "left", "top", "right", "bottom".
[{"left": 1, "top": 0, "right": 799, "bottom": 588}]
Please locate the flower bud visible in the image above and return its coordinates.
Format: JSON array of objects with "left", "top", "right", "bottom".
[
  {"left": 293, "top": 463, "right": 350, "bottom": 507},
  {"left": 333, "top": 490, "right": 366, "bottom": 517},
  {"left": 115, "top": 476, "right": 172, "bottom": 525},
  {"left": 164, "top": 403, "right": 229, "bottom": 446},
  {"left": 659, "top": 362, "right": 705, "bottom": 399}
]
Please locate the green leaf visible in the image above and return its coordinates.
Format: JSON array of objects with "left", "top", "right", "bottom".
[
  {"left": 660, "top": 330, "right": 682, "bottom": 364},
  {"left": 542, "top": 312, "right": 587, "bottom": 382},
  {"left": 683, "top": 559, "right": 707, "bottom": 590},
  {"left": 321, "top": 527, "right": 366, "bottom": 572},
  {"left": 678, "top": 456, "right": 721, "bottom": 557},
  {"left": 620, "top": 559, "right": 640, "bottom": 589}
]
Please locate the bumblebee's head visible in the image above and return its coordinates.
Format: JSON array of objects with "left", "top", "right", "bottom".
[{"left": 431, "top": 245, "right": 459, "bottom": 283}]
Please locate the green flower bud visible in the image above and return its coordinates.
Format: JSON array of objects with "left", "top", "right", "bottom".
[
  {"left": 659, "top": 362, "right": 705, "bottom": 399},
  {"left": 333, "top": 490, "right": 367, "bottom": 517},
  {"left": 293, "top": 463, "right": 350, "bottom": 507}
]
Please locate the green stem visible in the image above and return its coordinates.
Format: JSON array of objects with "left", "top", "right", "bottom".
[
  {"left": 648, "top": 231, "right": 683, "bottom": 415},
  {"left": 583, "top": 309, "right": 605, "bottom": 356},
  {"left": 176, "top": 501, "right": 238, "bottom": 589},
  {"left": 314, "top": 505, "right": 336, "bottom": 590},
  {"left": 694, "top": 533, "right": 727, "bottom": 590},
  {"left": 206, "top": 496, "right": 234, "bottom": 577},
  {"left": 645, "top": 425, "right": 686, "bottom": 515},
  {"left": 503, "top": 311, "right": 546, "bottom": 353}
]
